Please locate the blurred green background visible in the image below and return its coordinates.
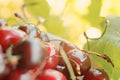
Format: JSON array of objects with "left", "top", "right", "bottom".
[{"left": 0, "top": 0, "right": 120, "bottom": 80}]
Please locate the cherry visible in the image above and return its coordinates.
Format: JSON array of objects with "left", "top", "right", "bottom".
[
  {"left": 56, "top": 50, "right": 91, "bottom": 80},
  {"left": 83, "top": 68, "right": 109, "bottom": 80},
  {"left": 12, "top": 38, "right": 46, "bottom": 70},
  {"left": 44, "top": 42, "right": 59, "bottom": 69},
  {"left": 56, "top": 42, "right": 91, "bottom": 80},
  {"left": 19, "top": 24, "right": 50, "bottom": 42},
  {"left": 56, "top": 65, "right": 69, "bottom": 80},
  {"left": 60, "top": 41, "right": 78, "bottom": 53},
  {"left": 67, "top": 49, "right": 91, "bottom": 75},
  {"left": 0, "top": 27, "right": 26, "bottom": 52},
  {"left": 0, "top": 45, "right": 10, "bottom": 80},
  {"left": 5, "top": 69, "right": 31, "bottom": 80},
  {"left": 19, "top": 24, "right": 41, "bottom": 38},
  {"left": 40, "top": 32, "right": 49, "bottom": 42},
  {"left": 36, "top": 69, "right": 67, "bottom": 80},
  {"left": 0, "top": 20, "right": 7, "bottom": 27}
]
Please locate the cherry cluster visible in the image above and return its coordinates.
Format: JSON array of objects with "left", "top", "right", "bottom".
[{"left": 0, "top": 19, "right": 112, "bottom": 80}]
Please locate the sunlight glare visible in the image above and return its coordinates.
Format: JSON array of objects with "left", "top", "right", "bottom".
[{"left": 86, "top": 27, "right": 101, "bottom": 39}]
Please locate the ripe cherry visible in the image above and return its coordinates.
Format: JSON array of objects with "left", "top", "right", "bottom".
[
  {"left": 68, "top": 49, "right": 91, "bottom": 75},
  {"left": 56, "top": 50, "right": 91, "bottom": 79},
  {"left": 0, "top": 27, "right": 26, "bottom": 52},
  {"left": 56, "top": 42, "right": 91, "bottom": 79},
  {"left": 40, "top": 31, "right": 49, "bottom": 42},
  {"left": 0, "top": 45, "right": 10, "bottom": 80},
  {"left": 12, "top": 38, "right": 46, "bottom": 70},
  {"left": 83, "top": 68, "right": 109, "bottom": 80},
  {"left": 60, "top": 41, "right": 78, "bottom": 53},
  {"left": 36, "top": 69, "right": 67, "bottom": 80},
  {"left": 5, "top": 69, "right": 31, "bottom": 80},
  {"left": 44, "top": 42, "right": 59, "bottom": 69},
  {"left": 19, "top": 24, "right": 41, "bottom": 38}
]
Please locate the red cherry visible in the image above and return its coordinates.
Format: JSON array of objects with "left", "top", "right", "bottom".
[
  {"left": 5, "top": 69, "right": 32, "bottom": 80},
  {"left": 0, "top": 27, "right": 26, "bottom": 52},
  {"left": 19, "top": 24, "right": 41, "bottom": 38},
  {"left": 83, "top": 68, "right": 109, "bottom": 80},
  {"left": 12, "top": 38, "right": 46, "bottom": 70},
  {"left": 44, "top": 42, "right": 59, "bottom": 69},
  {"left": 36, "top": 69, "right": 67, "bottom": 80},
  {"left": 67, "top": 49, "right": 91, "bottom": 75},
  {"left": 60, "top": 41, "right": 78, "bottom": 53},
  {"left": 56, "top": 42, "right": 91, "bottom": 80},
  {"left": 40, "top": 32, "right": 49, "bottom": 42},
  {"left": 0, "top": 45, "right": 10, "bottom": 80}
]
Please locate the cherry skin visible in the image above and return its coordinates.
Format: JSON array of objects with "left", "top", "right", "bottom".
[
  {"left": 0, "top": 27, "right": 26, "bottom": 52},
  {"left": 83, "top": 68, "right": 109, "bottom": 80},
  {"left": 19, "top": 24, "right": 41, "bottom": 38},
  {"left": 36, "top": 69, "right": 67, "bottom": 80},
  {"left": 56, "top": 42, "right": 91, "bottom": 80},
  {"left": 67, "top": 49, "right": 91, "bottom": 75},
  {"left": 19, "top": 24, "right": 50, "bottom": 42},
  {"left": 56, "top": 49, "right": 91, "bottom": 80},
  {"left": 40, "top": 32, "right": 49, "bottom": 42},
  {"left": 12, "top": 38, "right": 46, "bottom": 70},
  {"left": 60, "top": 41, "right": 78, "bottom": 53},
  {"left": 44, "top": 42, "right": 59, "bottom": 69},
  {"left": 0, "top": 45, "right": 10, "bottom": 80},
  {"left": 5, "top": 69, "right": 32, "bottom": 80}
]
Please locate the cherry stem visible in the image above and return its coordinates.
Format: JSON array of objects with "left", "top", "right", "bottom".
[
  {"left": 31, "top": 57, "right": 46, "bottom": 80},
  {"left": 5, "top": 45, "right": 21, "bottom": 66},
  {"left": 84, "top": 20, "right": 109, "bottom": 50},
  {"left": 60, "top": 46, "right": 76, "bottom": 80},
  {"left": 82, "top": 50, "right": 114, "bottom": 67},
  {"left": 14, "top": 12, "right": 27, "bottom": 24},
  {"left": 22, "top": 3, "right": 38, "bottom": 19},
  {"left": 69, "top": 58, "right": 81, "bottom": 75},
  {"left": 53, "top": 54, "right": 81, "bottom": 75}
]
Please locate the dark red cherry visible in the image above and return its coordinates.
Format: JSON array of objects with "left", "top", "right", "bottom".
[
  {"left": 5, "top": 69, "right": 31, "bottom": 80},
  {"left": 60, "top": 41, "right": 78, "bottom": 53},
  {"left": 40, "top": 32, "right": 49, "bottom": 42},
  {"left": 18, "top": 26, "right": 28, "bottom": 33},
  {"left": 0, "top": 45, "right": 10, "bottom": 80},
  {"left": 67, "top": 49, "right": 91, "bottom": 75},
  {"left": 0, "top": 27, "right": 26, "bottom": 52},
  {"left": 19, "top": 24, "right": 41, "bottom": 38},
  {"left": 36, "top": 69, "right": 67, "bottom": 80},
  {"left": 0, "top": 20, "right": 7, "bottom": 27},
  {"left": 56, "top": 65, "right": 69, "bottom": 80},
  {"left": 44, "top": 42, "right": 59, "bottom": 69},
  {"left": 56, "top": 42, "right": 91, "bottom": 79},
  {"left": 83, "top": 68, "right": 109, "bottom": 80},
  {"left": 12, "top": 38, "right": 46, "bottom": 70},
  {"left": 56, "top": 50, "right": 91, "bottom": 80}
]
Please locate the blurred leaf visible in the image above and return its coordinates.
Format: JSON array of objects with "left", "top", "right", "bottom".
[
  {"left": 24, "top": 0, "right": 50, "bottom": 18},
  {"left": 43, "top": 16, "right": 68, "bottom": 39},
  {"left": 84, "top": 0, "right": 102, "bottom": 26},
  {"left": 84, "top": 16, "right": 120, "bottom": 80}
]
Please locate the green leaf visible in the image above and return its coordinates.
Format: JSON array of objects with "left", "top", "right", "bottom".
[
  {"left": 24, "top": 0, "right": 50, "bottom": 18},
  {"left": 43, "top": 16, "right": 68, "bottom": 39},
  {"left": 84, "top": 16, "right": 120, "bottom": 80},
  {"left": 84, "top": 0, "right": 102, "bottom": 26}
]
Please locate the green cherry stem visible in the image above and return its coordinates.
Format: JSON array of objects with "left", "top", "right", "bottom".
[
  {"left": 84, "top": 20, "right": 109, "bottom": 50},
  {"left": 60, "top": 46, "right": 76, "bottom": 80},
  {"left": 31, "top": 57, "right": 46, "bottom": 80},
  {"left": 82, "top": 50, "right": 114, "bottom": 67}
]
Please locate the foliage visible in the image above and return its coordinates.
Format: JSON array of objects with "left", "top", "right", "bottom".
[{"left": 84, "top": 16, "right": 120, "bottom": 80}]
